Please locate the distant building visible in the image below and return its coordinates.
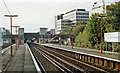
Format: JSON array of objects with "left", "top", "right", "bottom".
[
  {"left": 0, "top": 29, "right": 3, "bottom": 46},
  {"left": 40, "top": 28, "right": 48, "bottom": 41},
  {"left": 0, "top": 27, "right": 11, "bottom": 45},
  {"left": 56, "top": 19, "right": 73, "bottom": 34},
  {"left": 55, "top": 8, "right": 89, "bottom": 34},
  {"left": 63, "top": 9, "right": 89, "bottom": 24},
  {"left": 24, "top": 33, "right": 39, "bottom": 40},
  {"left": 50, "top": 29, "right": 55, "bottom": 35},
  {"left": 12, "top": 34, "right": 18, "bottom": 44},
  {"left": 40, "top": 28, "right": 48, "bottom": 35},
  {"left": 18, "top": 28, "right": 24, "bottom": 44}
]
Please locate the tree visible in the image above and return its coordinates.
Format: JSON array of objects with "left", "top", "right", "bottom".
[
  {"left": 105, "top": 1, "right": 120, "bottom": 32},
  {"left": 85, "top": 13, "right": 101, "bottom": 47},
  {"left": 61, "top": 23, "right": 86, "bottom": 40}
]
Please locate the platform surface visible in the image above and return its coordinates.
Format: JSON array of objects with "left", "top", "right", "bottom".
[
  {"left": 2, "top": 44, "right": 37, "bottom": 73},
  {"left": 42, "top": 44, "right": 120, "bottom": 60}
]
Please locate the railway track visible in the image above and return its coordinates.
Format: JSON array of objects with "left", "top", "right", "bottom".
[
  {"left": 30, "top": 44, "right": 110, "bottom": 73},
  {"left": 30, "top": 45, "right": 74, "bottom": 73}
]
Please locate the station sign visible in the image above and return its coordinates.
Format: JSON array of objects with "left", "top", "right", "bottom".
[{"left": 104, "top": 32, "right": 120, "bottom": 42}]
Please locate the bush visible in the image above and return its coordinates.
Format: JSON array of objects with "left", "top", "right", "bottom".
[{"left": 114, "top": 46, "right": 119, "bottom": 52}]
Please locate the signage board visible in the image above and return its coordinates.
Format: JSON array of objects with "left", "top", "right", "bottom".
[{"left": 104, "top": 32, "right": 120, "bottom": 42}]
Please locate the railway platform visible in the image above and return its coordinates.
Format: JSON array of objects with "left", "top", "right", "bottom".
[
  {"left": 1, "top": 44, "right": 38, "bottom": 73},
  {"left": 42, "top": 44, "right": 120, "bottom": 60},
  {"left": 34, "top": 43, "right": 120, "bottom": 72}
]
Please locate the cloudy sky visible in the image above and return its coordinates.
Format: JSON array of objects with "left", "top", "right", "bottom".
[{"left": 0, "top": 0, "right": 118, "bottom": 33}]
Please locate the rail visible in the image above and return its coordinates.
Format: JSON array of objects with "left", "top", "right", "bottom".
[
  {"left": 43, "top": 44, "right": 120, "bottom": 72},
  {"left": 26, "top": 44, "right": 42, "bottom": 73}
]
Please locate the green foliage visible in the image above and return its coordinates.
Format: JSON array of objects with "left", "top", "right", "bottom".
[
  {"left": 105, "top": 2, "right": 120, "bottom": 32},
  {"left": 75, "top": 1, "right": 120, "bottom": 50},
  {"left": 61, "top": 24, "right": 85, "bottom": 39},
  {"left": 61, "top": 27, "right": 72, "bottom": 38},
  {"left": 73, "top": 24, "right": 85, "bottom": 37}
]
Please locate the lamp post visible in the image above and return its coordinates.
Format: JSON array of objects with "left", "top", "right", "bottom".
[
  {"left": 71, "top": 25, "right": 76, "bottom": 49},
  {"left": 4, "top": 15, "right": 18, "bottom": 56},
  {"left": 92, "top": 0, "right": 106, "bottom": 54},
  {"left": 12, "top": 26, "right": 20, "bottom": 50},
  {"left": 48, "top": 34, "right": 49, "bottom": 44},
  {"left": 52, "top": 35, "right": 54, "bottom": 45},
  {"left": 101, "top": 16, "right": 103, "bottom": 54},
  {"left": 18, "top": 33, "right": 20, "bottom": 48},
  {"left": 58, "top": 30, "right": 61, "bottom": 47},
  {"left": 98, "top": 15, "right": 106, "bottom": 54}
]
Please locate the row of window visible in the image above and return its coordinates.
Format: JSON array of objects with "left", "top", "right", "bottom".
[
  {"left": 76, "top": 16, "right": 89, "bottom": 18},
  {"left": 3, "top": 35, "right": 10, "bottom": 38},
  {"left": 76, "top": 13, "right": 89, "bottom": 15},
  {"left": 76, "top": 19, "right": 89, "bottom": 21}
]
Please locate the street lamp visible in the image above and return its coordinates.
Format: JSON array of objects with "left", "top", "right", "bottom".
[
  {"left": 48, "top": 33, "right": 49, "bottom": 44},
  {"left": 4, "top": 15, "right": 18, "bottom": 56},
  {"left": 98, "top": 15, "right": 106, "bottom": 54},
  {"left": 52, "top": 34, "right": 54, "bottom": 45},
  {"left": 71, "top": 25, "right": 76, "bottom": 49},
  {"left": 58, "top": 30, "right": 61, "bottom": 47},
  {"left": 12, "top": 26, "right": 20, "bottom": 50},
  {"left": 92, "top": 0, "right": 106, "bottom": 54}
]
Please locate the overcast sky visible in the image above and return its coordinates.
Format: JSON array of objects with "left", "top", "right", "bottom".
[{"left": 0, "top": 0, "right": 118, "bottom": 33}]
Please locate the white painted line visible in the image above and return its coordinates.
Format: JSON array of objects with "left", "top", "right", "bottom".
[{"left": 27, "top": 44, "right": 41, "bottom": 73}]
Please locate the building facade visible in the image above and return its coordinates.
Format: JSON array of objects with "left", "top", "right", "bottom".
[
  {"left": 0, "top": 27, "right": 11, "bottom": 45},
  {"left": 56, "top": 19, "right": 73, "bottom": 34},
  {"left": 63, "top": 9, "right": 89, "bottom": 24},
  {"left": 40, "top": 28, "right": 48, "bottom": 35},
  {"left": 55, "top": 9, "right": 89, "bottom": 34},
  {"left": 40, "top": 28, "right": 48, "bottom": 41},
  {"left": 0, "top": 29, "right": 3, "bottom": 46},
  {"left": 50, "top": 29, "right": 55, "bottom": 36}
]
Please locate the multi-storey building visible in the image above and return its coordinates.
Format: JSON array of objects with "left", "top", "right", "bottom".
[
  {"left": 40, "top": 28, "right": 48, "bottom": 35},
  {"left": 40, "top": 28, "right": 48, "bottom": 41},
  {"left": 63, "top": 9, "right": 89, "bottom": 24},
  {"left": 55, "top": 8, "right": 89, "bottom": 34},
  {"left": 56, "top": 19, "right": 73, "bottom": 34},
  {"left": 0, "top": 27, "right": 11, "bottom": 45},
  {"left": 50, "top": 29, "right": 55, "bottom": 36}
]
